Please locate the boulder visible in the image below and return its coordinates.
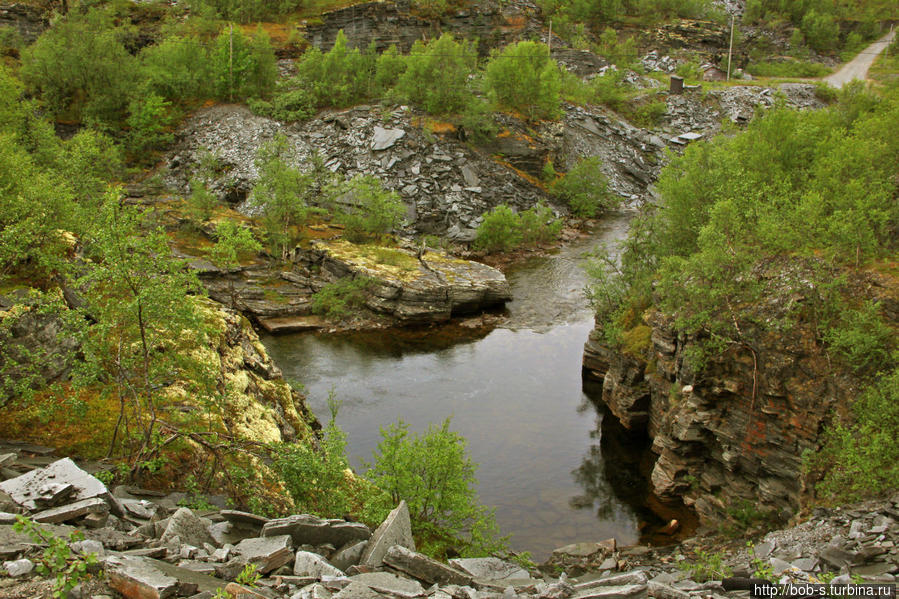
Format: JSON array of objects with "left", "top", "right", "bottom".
[
  {"left": 32, "top": 497, "right": 109, "bottom": 524},
  {"left": 331, "top": 540, "right": 367, "bottom": 571},
  {"left": 294, "top": 550, "right": 345, "bottom": 578},
  {"left": 0, "top": 458, "right": 123, "bottom": 516},
  {"left": 262, "top": 514, "right": 371, "bottom": 548},
  {"left": 159, "top": 508, "right": 216, "bottom": 549},
  {"left": 371, "top": 127, "right": 405, "bottom": 151},
  {"left": 3, "top": 558, "right": 33, "bottom": 577},
  {"left": 384, "top": 545, "right": 472, "bottom": 586},
  {"left": 449, "top": 557, "right": 529, "bottom": 582},
  {"left": 105, "top": 555, "right": 181, "bottom": 599},
  {"left": 234, "top": 534, "right": 294, "bottom": 574},
  {"left": 348, "top": 572, "right": 424, "bottom": 598},
  {"left": 360, "top": 501, "right": 414, "bottom": 568}
]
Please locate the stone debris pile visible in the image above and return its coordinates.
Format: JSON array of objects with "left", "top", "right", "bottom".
[{"left": 1, "top": 449, "right": 897, "bottom": 599}]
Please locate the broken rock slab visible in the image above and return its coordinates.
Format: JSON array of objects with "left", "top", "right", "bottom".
[
  {"left": 371, "top": 126, "right": 405, "bottom": 151},
  {"left": 160, "top": 507, "right": 216, "bottom": 549},
  {"left": 449, "top": 557, "right": 529, "bottom": 582},
  {"left": 384, "top": 545, "right": 472, "bottom": 586},
  {"left": 262, "top": 514, "right": 370, "bottom": 548},
  {"left": 234, "top": 534, "right": 294, "bottom": 574},
  {"left": 348, "top": 572, "right": 424, "bottom": 599},
  {"left": 32, "top": 496, "right": 108, "bottom": 524},
  {"left": 332, "top": 581, "right": 385, "bottom": 599},
  {"left": 294, "top": 550, "right": 345, "bottom": 578},
  {"left": 0, "top": 457, "right": 124, "bottom": 516},
  {"left": 360, "top": 501, "right": 414, "bottom": 568},
  {"left": 105, "top": 555, "right": 181, "bottom": 599}
]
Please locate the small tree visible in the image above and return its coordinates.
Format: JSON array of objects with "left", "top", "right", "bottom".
[
  {"left": 336, "top": 176, "right": 406, "bottom": 242},
  {"left": 208, "top": 220, "right": 262, "bottom": 308},
  {"left": 251, "top": 133, "right": 312, "bottom": 259},
  {"left": 485, "top": 41, "right": 562, "bottom": 121},
  {"left": 365, "top": 419, "right": 506, "bottom": 558},
  {"left": 551, "top": 156, "right": 617, "bottom": 218},
  {"left": 76, "top": 189, "right": 210, "bottom": 465},
  {"left": 474, "top": 205, "right": 523, "bottom": 253},
  {"left": 396, "top": 34, "right": 477, "bottom": 115},
  {"left": 211, "top": 25, "right": 276, "bottom": 101}
]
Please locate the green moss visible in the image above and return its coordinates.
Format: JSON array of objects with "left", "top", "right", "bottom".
[{"left": 621, "top": 324, "right": 652, "bottom": 356}]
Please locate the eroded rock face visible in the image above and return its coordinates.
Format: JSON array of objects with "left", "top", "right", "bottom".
[{"left": 582, "top": 265, "right": 897, "bottom": 526}]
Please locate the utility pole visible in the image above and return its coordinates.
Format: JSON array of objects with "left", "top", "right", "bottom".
[
  {"left": 229, "top": 23, "right": 234, "bottom": 102},
  {"left": 727, "top": 13, "right": 735, "bottom": 81}
]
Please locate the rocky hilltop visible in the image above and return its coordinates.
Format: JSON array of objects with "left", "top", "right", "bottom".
[{"left": 1, "top": 449, "right": 897, "bottom": 598}]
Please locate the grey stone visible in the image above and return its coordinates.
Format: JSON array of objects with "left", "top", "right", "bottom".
[
  {"left": 0, "top": 458, "right": 123, "bottom": 515},
  {"left": 552, "top": 541, "right": 616, "bottom": 559},
  {"left": 160, "top": 508, "right": 216, "bottom": 549},
  {"left": 292, "top": 582, "right": 335, "bottom": 599},
  {"left": 262, "top": 514, "right": 371, "bottom": 548},
  {"left": 33, "top": 481, "right": 75, "bottom": 508},
  {"left": 331, "top": 540, "right": 367, "bottom": 572},
  {"left": 4, "top": 558, "right": 34, "bottom": 577},
  {"left": 0, "top": 512, "right": 17, "bottom": 525},
  {"left": 598, "top": 558, "right": 618, "bottom": 571},
  {"left": 753, "top": 542, "right": 774, "bottom": 559},
  {"left": 0, "top": 454, "right": 16, "bottom": 467},
  {"left": 33, "top": 497, "right": 109, "bottom": 524},
  {"left": 121, "top": 498, "right": 155, "bottom": 520},
  {"left": 220, "top": 510, "right": 270, "bottom": 529},
  {"left": 792, "top": 558, "right": 817, "bottom": 572},
  {"left": 71, "top": 539, "right": 105, "bottom": 558},
  {"left": 449, "top": 557, "right": 528, "bottom": 582},
  {"left": 294, "top": 550, "right": 345, "bottom": 578},
  {"left": 385, "top": 545, "right": 471, "bottom": 586},
  {"left": 577, "top": 572, "right": 648, "bottom": 588},
  {"left": 647, "top": 581, "right": 689, "bottom": 599},
  {"left": 769, "top": 558, "right": 792, "bottom": 576},
  {"left": 819, "top": 547, "right": 860, "bottom": 569},
  {"left": 332, "top": 581, "right": 384, "bottom": 599},
  {"left": 371, "top": 127, "right": 405, "bottom": 151},
  {"left": 360, "top": 501, "right": 414, "bottom": 568},
  {"left": 348, "top": 572, "right": 424, "bottom": 598},
  {"left": 234, "top": 534, "right": 294, "bottom": 574},
  {"left": 460, "top": 165, "right": 480, "bottom": 187},
  {"left": 852, "top": 563, "right": 896, "bottom": 577},
  {"left": 572, "top": 584, "right": 647, "bottom": 599},
  {"left": 105, "top": 555, "right": 180, "bottom": 599}
]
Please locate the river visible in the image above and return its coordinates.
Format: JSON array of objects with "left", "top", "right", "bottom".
[{"left": 262, "top": 212, "right": 674, "bottom": 560}]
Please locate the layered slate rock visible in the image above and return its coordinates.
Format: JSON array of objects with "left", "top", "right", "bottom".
[
  {"left": 262, "top": 514, "right": 371, "bottom": 548},
  {"left": 360, "top": 500, "right": 414, "bottom": 568},
  {"left": 0, "top": 458, "right": 123, "bottom": 516},
  {"left": 312, "top": 241, "right": 511, "bottom": 324},
  {"left": 384, "top": 545, "right": 472, "bottom": 586},
  {"left": 159, "top": 507, "right": 216, "bottom": 549},
  {"left": 450, "top": 557, "right": 530, "bottom": 582},
  {"left": 234, "top": 534, "right": 294, "bottom": 574}
]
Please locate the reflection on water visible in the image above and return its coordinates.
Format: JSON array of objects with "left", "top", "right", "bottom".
[{"left": 261, "top": 213, "right": 687, "bottom": 560}]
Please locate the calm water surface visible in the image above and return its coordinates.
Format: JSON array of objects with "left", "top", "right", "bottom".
[{"left": 262, "top": 213, "right": 669, "bottom": 559}]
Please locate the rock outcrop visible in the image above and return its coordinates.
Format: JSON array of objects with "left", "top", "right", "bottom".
[
  {"left": 583, "top": 265, "right": 897, "bottom": 527},
  {"left": 1, "top": 449, "right": 897, "bottom": 598}
]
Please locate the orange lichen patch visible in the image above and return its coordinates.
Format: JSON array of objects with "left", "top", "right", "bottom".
[
  {"left": 241, "top": 22, "right": 294, "bottom": 44},
  {"left": 0, "top": 387, "right": 118, "bottom": 459},
  {"left": 491, "top": 157, "right": 547, "bottom": 190},
  {"left": 503, "top": 15, "right": 526, "bottom": 28},
  {"left": 426, "top": 120, "right": 457, "bottom": 134}
]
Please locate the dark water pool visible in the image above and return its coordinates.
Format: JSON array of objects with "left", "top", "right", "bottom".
[{"left": 262, "top": 213, "right": 681, "bottom": 559}]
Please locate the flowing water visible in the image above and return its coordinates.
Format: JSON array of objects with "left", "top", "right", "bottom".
[{"left": 262, "top": 212, "right": 677, "bottom": 559}]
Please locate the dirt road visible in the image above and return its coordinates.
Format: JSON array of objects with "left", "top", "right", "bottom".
[{"left": 824, "top": 29, "right": 896, "bottom": 88}]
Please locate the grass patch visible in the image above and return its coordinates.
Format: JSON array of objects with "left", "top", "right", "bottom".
[{"left": 746, "top": 59, "right": 831, "bottom": 78}]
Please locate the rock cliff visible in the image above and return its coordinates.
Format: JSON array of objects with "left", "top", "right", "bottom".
[{"left": 583, "top": 265, "right": 898, "bottom": 527}]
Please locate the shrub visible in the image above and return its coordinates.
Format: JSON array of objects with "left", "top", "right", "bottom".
[
  {"left": 519, "top": 202, "right": 563, "bottom": 244},
  {"left": 13, "top": 516, "right": 99, "bottom": 598},
  {"left": 296, "top": 31, "right": 376, "bottom": 108},
  {"left": 20, "top": 9, "right": 135, "bottom": 124},
  {"left": 485, "top": 41, "right": 562, "bottom": 121},
  {"left": 139, "top": 34, "right": 212, "bottom": 102},
  {"left": 551, "top": 156, "right": 616, "bottom": 218},
  {"left": 801, "top": 10, "right": 839, "bottom": 53},
  {"left": 273, "top": 399, "right": 356, "bottom": 517},
  {"left": 364, "top": 419, "right": 507, "bottom": 558},
  {"left": 396, "top": 34, "right": 477, "bottom": 115},
  {"left": 310, "top": 277, "right": 374, "bottom": 320},
  {"left": 633, "top": 100, "right": 668, "bottom": 128},
  {"left": 813, "top": 368, "right": 899, "bottom": 502},
  {"left": 374, "top": 44, "right": 408, "bottom": 94},
  {"left": 679, "top": 550, "right": 732, "bottom": 583},
  {"left": 823, "top": 301, "right": 894, "bottom": 375},
  {"left": 211, "top": 26, "right": 276, "bottom": 101},
  {"left": 474, "top": 205, "right": 523, "bottom": 252},
  {"left": 335, "top": 176, "right": 406, "bottom": 242},
  {"left": 126, "top": 93, "right": 176, "bottom": 157}
]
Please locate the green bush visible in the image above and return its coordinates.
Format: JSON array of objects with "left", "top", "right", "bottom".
[
  {"left": 474, "top": 203, "right": 563, "bottom": 252},
  {"left": 211, "top": 26, "right": 277, "bottom": 101},
  {"left": 310, "top": 277, "right": 374, "bottom": 320},
  {"left": 485, "top": 41, "right": 562, "bottom": 121},
  {"left": 364, "top": 419, "right": 507, "bottom": 558},
  {"left": 551, "top": 156, "right": 616, "bottom": 218},
  {"left": 295, "top": 31, "right": 376, "bottom": 108},
  {"left": 813, "top": 368, "right": 899, "bottom": 502},
  {"left": 474, "top": 205, "right": 524, "bottom": 253},
  {"left": 273, "top": 404, "right": 356, "bottom": 517},
  {"left": 20, "top": 9, "right": 135, "bottom": 125},
  {"left": 126, "top": 93, "right": 176, "bottom": 157},
  {"left": 374, "top": 44, "right": 408, "bottom": 94},
  {"left": 801, "top": 9, "right": 839, "bottom": 53},
  {"left": 396, "top": 34, "right": 477, "bottom": 115},
  {"left": 335, "top": 176, "right": 406, "bottom": 242},
  {"left": 139, "top": 34, "right": 212, "bottom": 102},
  {"left": 823, "top": 301, "right": 895, "bottom": 375}
]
